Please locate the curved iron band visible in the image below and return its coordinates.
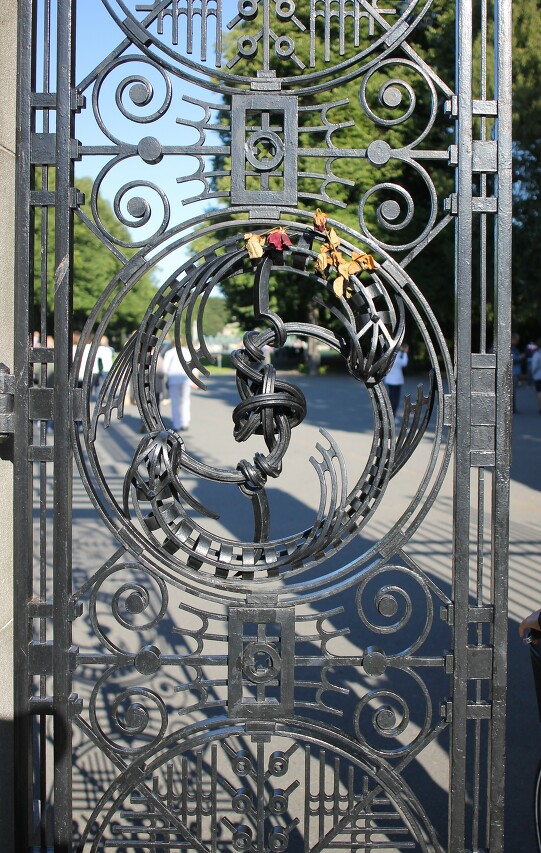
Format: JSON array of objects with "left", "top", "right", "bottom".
[
  {"left": 124, "top": 381, "right": 393, "bottom": 577},
  {"left": 90, "top": 244, "right": 247, "bottom": 441},
  {"left": 90, "top": 237, "right": 433, "bottom": 580},
  {"left": 392, "top": 371, "right": 435, "bottom": 478},
  {"left": 93, "top": 234, "right": 405, "bottom": 440},
  {"left": 101, "top": 0, "right": 436, "bottom": 97},
  {"left": 74, "top": 717, "right": 439, "bottom": 853}
]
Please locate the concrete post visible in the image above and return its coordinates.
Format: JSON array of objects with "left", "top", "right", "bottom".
[{"left": 0, "top": 3, "right": 17, "bottom": 849}]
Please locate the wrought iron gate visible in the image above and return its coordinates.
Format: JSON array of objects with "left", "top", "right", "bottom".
[{"left": 13, "top": 0, "right": 512, "bottom": 849}]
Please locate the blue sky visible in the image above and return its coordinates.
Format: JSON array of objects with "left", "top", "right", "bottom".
[{"left": 73, "top": 1, "right": 235, "bottom": 282}]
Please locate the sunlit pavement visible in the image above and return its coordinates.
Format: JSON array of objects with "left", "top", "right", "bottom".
[{"left": 46, "top": 371, "right": 541, "bottom": 850}]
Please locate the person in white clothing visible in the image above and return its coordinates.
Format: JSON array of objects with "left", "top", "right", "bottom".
[
  {"left": 95, "top": 335, "right": 115, "bottom": 394},
  {"left": 531, "top": 338, "right": 541, "bottom": 413},
  {"left": 73, "top": 330, "right": 94, "bottom": 389},
  {"left": 163, "top": 343, "right": 192, "bottom": 431},
  {"left": 384, "top": 343, "right": 409, "bottom": 417}
]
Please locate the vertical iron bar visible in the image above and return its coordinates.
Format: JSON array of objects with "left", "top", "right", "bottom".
[
  {"left": 479, "top": 0, "right": 488, "bottom": 353},
  {"left": 40, "top": 2, "right": 52, "bottom": 844},
  {"left": 304, "top": 745, "right": 310, "bottom": 853},
  {"left": 196, "top": 750, "right": 203, "bottom": 838},
  {"left": 262, "top": 0, "right": 270, "bottom": 73},
  {"left": 53, "top": 0, "right": 75, "bottom": 848},
  {"left": 211, "top": 744, "right": 217, "bottom": 853},
  {"left": 256, "top": 740, "right": 265, "bottom": 853},
  {"left": 489, "top": 0, "right": 513, "bottom": 845},
  {"left": 14, "top": 0, "right": 36, "bottom": 849},
  {"left": 318, "top": 750, "right": 325, "bottom": 841},
  {"left": 471, "top": 469, "right": 486, "bottom": 849},
  {"left": 450, "top": 0, "right": 473, "bottom": 845}
]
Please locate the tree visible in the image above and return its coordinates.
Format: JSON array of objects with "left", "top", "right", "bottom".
[
  {"left": 510, "top": 0, "right": 541, "bottom": 342},
  {"left": 466, "top": 0, "right": 541, "bottom": 345},
  {"left": 197, "top": 295, "right": 230, "bottom": 337},
  {"left": 34, "top": 175, "right": 159, "bottom": 343},
  {"left": 205, "top": 0, "right": 458, "bottom": 367}
]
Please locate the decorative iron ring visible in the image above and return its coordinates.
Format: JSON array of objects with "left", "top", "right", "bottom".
[
  {"left": 232, "top": 384, "right": 306, "bottom": 440},
  {"left": 76, "top": 218, "right": 450, "bottom": 595}
]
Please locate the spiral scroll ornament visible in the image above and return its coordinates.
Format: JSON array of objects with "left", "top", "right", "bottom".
[
  {"left": 359, "top": 59, "right": 438, "bottom": 144},
  {"left": 358, "top": 171, "right": 438, "bottom": 252},
  {"left": 88, "top": 675, "right": 169, "bottom": 755},
  {"left": 353, "top": 669, "right": 433, "bottom": 758},
  {"left": 88, "top": 56, "right": 173, "bottom": 247},
  {"left": 356, "top": 563, "right": 435, "bottom": 654},
  {"left": 73, "top": 212, "right": 452, "bottom": 601},
  {"left": 88, "top": 562, "right": 169, "bottom": 655},
  {"left": 93, "top": 55, "right": 173, "bottom": 139}
]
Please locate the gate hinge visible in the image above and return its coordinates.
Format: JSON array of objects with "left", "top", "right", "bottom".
[
  {"left": 440, "top": 603, "right": 453, "bottom": 625},
  {"left": 440, "top": 699, "right": 452, "bottom": 722},
  {"left": 69, "top": 599, "right": 84, "bottom": 621},
  {"left": 473, "top": 98, "right": 498, "bottom": 117},
  {"left": 29, "top": 641, "right": 79, "bottom": 676},
  {"left": 467, "top": 645, "right": 493, "bottom": 679},
  {"left": 443, "top": 97, "right": 497, "bottom": 120},
  {"left": 71, "top": 89, "right": 86, "bottom": 112},
  {"left": 28, "top": 696, "right": 53, "bottom": 714},
  {"left": 443, "top": 193, "right": 458, "bottom": 215},
  {"left": 70, "top": 187, "right": 85, "bottom": 208},
  {"left": 69, "top": 693, "right": 84, "bottom": 717},
  {"left": 28, "top": 693, "right": 83, "bottom": 717},
  {"left": 473, "top": 140, "right": 498, "bottom": 173},
  {"left": 31, "top": 135, "right": 81, "bottom": 165},
  {"left": 0, "top": 364, "right": 15, "bottom": 441},
  {"left": 444, "top": 96, "right": 458, "bottom": 118},
  {"left": 466, "top": 701, "right": 492, "bottom": 720}
]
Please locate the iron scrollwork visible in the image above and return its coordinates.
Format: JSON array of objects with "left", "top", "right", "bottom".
[
  {"left": 66, "top": 0, "right": 460, "bottom": 849},
  {"left": 70, "top": 204, "right": 453, "bottom": 849},
  {"left": 75, "top": 216, "right": 450, "bottom": 591}
]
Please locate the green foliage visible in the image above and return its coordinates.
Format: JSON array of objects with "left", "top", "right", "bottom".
[
  {"left": 207, "top": 0, "right": 458, "bottom": 352},
  {"left": 511, "top": 0, "right": 541, "bottom": 342},
  {"left": 206, "top": 0, "right": 541, "bottom": 354},
  {"left": 34, "top": 175, "right": 158, "bottom": 344},
  {"left": 198, "top": 295, "right": 231, "bottom": 337},
  {"left": 513, "top": 0, "right": 541, "bottom": 149}
]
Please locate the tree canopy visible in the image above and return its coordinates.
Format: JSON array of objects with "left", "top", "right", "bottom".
[
  {"left": 206, "top": 0, "right": 457, "bottom": 363},
  {"left": 511, "top": 0, "right": 541, "bottom": 342},
  {"left": 34, "top": 176, "right": 232, "bottom": 345},
  {"left": 206, "top": 0, "right": 540, "bottom": 355},
  {"left": 34, "top": 175, "right": 160, "bottom": 343}
]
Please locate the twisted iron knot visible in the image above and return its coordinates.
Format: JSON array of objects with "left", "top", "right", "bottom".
[{"left": 232, "top": 332, "right": 307, "bottom": 492}]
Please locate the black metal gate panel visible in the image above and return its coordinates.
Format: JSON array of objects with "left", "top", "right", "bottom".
[{"left": 13, "top": 0, "right": 512, "bottom": 849}]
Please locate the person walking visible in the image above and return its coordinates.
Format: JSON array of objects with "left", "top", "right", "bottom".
[
  {"left": 511, "top": 332, "right": 524, "bottom": 414},
  {"left": 95, "top": 335, "right": 115, "bottom": 394},
  {"left": 163, "top": 342, "right": 192, "bottom": 432},
  {"left": 384, "top": 343, "right": 409, "bottom": 418},
  {"left": 531, "top": 338, "right": 541, "bottom": 414}
]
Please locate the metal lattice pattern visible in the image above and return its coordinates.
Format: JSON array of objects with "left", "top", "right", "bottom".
[{"left": 13, "top": 0, "right": 512, "bottom": 850}]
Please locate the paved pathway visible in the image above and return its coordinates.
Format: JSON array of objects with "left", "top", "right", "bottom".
[{"left": 63, "top": 370, "right": 541, "bottom": 851}]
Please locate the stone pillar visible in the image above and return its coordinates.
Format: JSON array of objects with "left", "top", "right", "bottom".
[{"left": 0, "top": 4, "right": 17, "bottom": 850}]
